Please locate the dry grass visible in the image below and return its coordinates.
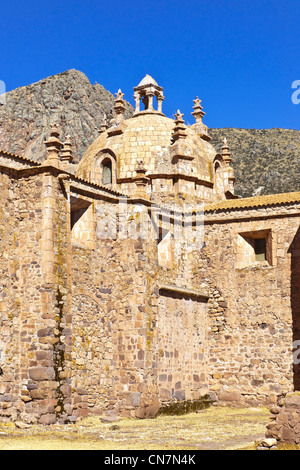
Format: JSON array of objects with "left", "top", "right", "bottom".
[
  {"left": 277, "top": 443, "right": 300, "bottom": 450},
  {"left": 0, "top": 406, "right": 270, "bottom": 450}
]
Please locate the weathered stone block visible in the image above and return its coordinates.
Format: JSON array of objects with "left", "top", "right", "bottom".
[
  {"left": 131, "top": 392, "right": 141, "bottom": 407},
  {"left": 29, "top": 367, "right": 55, "bottom": 381},
  {"left": 284, "top": 395, "right": 300, "bottom": 409},
  {"left": 38, "top": 413, "right": 56, "bottom": 425},
  {"left": 218, "top": 391, "right": 241, "bottom": 402}
]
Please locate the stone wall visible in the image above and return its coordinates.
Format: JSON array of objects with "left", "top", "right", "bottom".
[
  {"left": 68, "top": 196, "right": 300, "bottom": 412},
  {"left": 0, "top": 167, "right": 74, "bottom": 424},
  {"left": 201, "top": 205, "right": 300, "bottom": 405},
  {"left": 0, "top": 171, "right": 22, "bottom": 422},
  {"left": 1, "top": 158, "right": 300, "bottom": 424},
  {"left": 265, "top": 392, "right": 300, "bottom": 445},
  {"left": 157, "top": 291, "right": 208, "bottom": 403},
  {"left": 69, "top": 196, "right": 210, "bottom": 419},
  {"left": 69, "top": 198, "right": 160, "bottom": 419}
]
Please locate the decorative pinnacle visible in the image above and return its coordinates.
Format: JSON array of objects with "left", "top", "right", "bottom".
[
  {"left": 113, "top": 89, "right": 125, "bottom": 118},
  {"left": 193, "top": 96, "right": 202, "bottom": 107},
  {"left": 115, "top": 89, "right": 124, "bottom": 101},
  {"left": 60, "top": 135, "right": 73, "bottom": 163},
  {"left": 136, "top": 160, "right": 147, "bottom": 174},
  {"left": 191, "top": 96, "right": 205, "bottom": 123},
  {"left": 172, "top": 109, "right": 187, "bottom": 142},
  {"left": 49, "top": 123, "right": 60, "bottom": 138},
  {"left": 134, "top": 160, "right": 149, "bottom": 197},
  {"left": 44, "top": 123, "right": 63, "bottom": 165},
  {"left": 222, "top": 137, "right": 232, "bottom": 164},
  {"left": 222, "top": 137, "right": 229, "bottom": 149},
  {"left": 99, "top": 115, "right": 108, "bottom": 133},
  {"left": 174, "top": 109, "right": 184, "bottom": 122}
]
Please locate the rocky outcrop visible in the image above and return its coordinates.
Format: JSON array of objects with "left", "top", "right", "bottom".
[
  {"left": 0, "top": 69, "right": 133, "bottom": 163},
  {"left": 209, "top": 128, "right": 300, "bottom": 197}
]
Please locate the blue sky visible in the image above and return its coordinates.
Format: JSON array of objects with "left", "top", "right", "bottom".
[{"left": 1, "top": 0, "right": 299, "bottom": 129}]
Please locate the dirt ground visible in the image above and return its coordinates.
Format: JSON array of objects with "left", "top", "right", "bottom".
[{"left": 0, "top": 406, "right": 270, "bottom": 450}]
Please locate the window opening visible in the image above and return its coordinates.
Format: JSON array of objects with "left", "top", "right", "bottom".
[
  {"left": 254, "top": 238, "right": 267, "bottom": 261},
  {"left": 102, "top": 158, "right": 112, "bottom": 185},
  {"left": 236, "top": 229, "right": 273, "bottom": 268}
]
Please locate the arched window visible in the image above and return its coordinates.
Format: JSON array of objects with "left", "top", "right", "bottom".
[
  {"left": 214, "top": 161, "right": 221, "bottom": 173},
  {"left": 102, "top": 158, "right": 112, "bottom": 185},
  {"left": 213, "top": 160, "right": 224, "bottom": 196},
  {"left": 90, "top": 150, "right": 117, "bottom": 186}
]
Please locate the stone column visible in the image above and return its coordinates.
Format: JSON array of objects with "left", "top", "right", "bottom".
[
  {"left": 147, "top": 92, "right": 155, "bottom": 111},
  {"left": 156, "top": 93, "right": 164, "bottom": 114},
  {"left": 133, "top": 92, "right": 141, "bottom": 114},
  {"left": 21, "top": 168, "right": 74, "bottom": 425}
]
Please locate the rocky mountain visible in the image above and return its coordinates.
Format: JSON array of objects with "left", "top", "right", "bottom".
[
  {"left": 0, "top": 69, "right": 299, "bottom": 197},
  {"left": 209, "top": 128, "right": 300, "bottom": 198},
  {"left": 0, "top": 69, "right": 133, "bottom": 163}
]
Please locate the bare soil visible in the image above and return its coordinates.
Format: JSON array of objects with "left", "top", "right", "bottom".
[{"left": 0, "top": 406, "right": 270, "bottom": 450}]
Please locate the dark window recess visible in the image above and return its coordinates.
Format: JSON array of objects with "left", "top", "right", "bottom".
[
  {"left": 254, "top": 238, "right": 267, "bottom": 261},
  {"left": 102, "top": 159, "right": 112, "bottom": 185},
  {"left": 70, "top": 196, "right": 91, "bottom": 230},
  {"left": 71, "top": 207, "right": 88, "bottom": 230},
  {"left": 238, "top": 229, "right": 273, "bottom": 267}
]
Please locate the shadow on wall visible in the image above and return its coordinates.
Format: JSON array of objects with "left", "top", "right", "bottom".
[{"left": 289, "top": 226, "right": 300, "bottom": 390}]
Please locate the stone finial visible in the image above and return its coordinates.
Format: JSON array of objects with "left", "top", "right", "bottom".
[
  {"left": 170, "top": 110, "right": 194, "bottom": 164},
  {"left": 136, "top": 160, "right": 147, "bottom": 175},
  {"left": 191, "top": 97, "right": 210, "bottom": 141},
  {"left": 99, "top": 115, "right": 108, "bottom": 133},
  {"left": 44, "top": 123, "right": 63, "bottom": 166},
  {"left": 172, "top": 110, "right": 187, "bottom": 142},
  {"left": 174, "top": 109, "right": 184, "bottom": 122},
  {"left": 191, "top": 97, "right": 205, "bottom": 123},
  {"left": 60, "top": 135, "right": 73, "bottom": 164},
  {"left": 108, "top": 90, "right": 126, "bottom": 136},
  {"left": 222, "top": 137, "right": 232, "bottom": 164},
  {"left": 134, "top": 160, "right": 149, "bottom": 198},
  {"left": 115, "top": 88, "right": 124, "bottom": 101},
  {"left": 113, "top": 89, "right": 126, "bottom": 119},
  {"left": 221, "top": 137, "right": 235, "bottom": 193}
]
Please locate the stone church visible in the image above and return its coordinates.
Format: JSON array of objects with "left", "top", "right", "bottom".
[{"left": 0, "top": 74, "right": 300, "bottom": 425}]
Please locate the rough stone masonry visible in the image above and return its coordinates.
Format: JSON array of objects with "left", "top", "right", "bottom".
[{"left": 0, "top": 75, "right": 300, "bottom": 428}]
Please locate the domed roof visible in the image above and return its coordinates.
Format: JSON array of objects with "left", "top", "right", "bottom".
[
  {"left": 75, "top": 76, "right": 217, "bottom": 189},
  {"left": 76, "top": 113, "right": 215, "bottom": 181}
]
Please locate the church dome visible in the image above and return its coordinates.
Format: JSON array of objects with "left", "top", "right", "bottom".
[{"left": 76, "top": 76, "right": 224, "bottom": 201}]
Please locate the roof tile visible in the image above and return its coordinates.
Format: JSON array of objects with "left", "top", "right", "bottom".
[{"left": 205, "top": 192, "right": 300, "bottom": 212}]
